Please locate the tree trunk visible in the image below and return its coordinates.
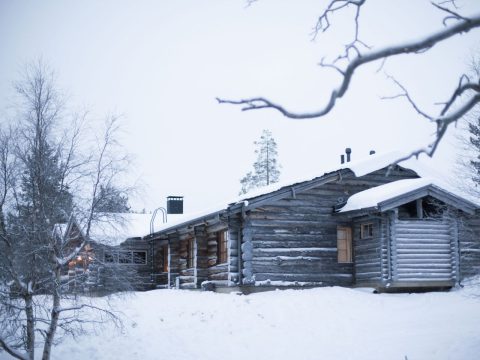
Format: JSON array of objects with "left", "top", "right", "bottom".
[
  {"left": 24, "top": 294, "right": 35, "bottom": 360},
  {"left": 41, "top": 268, "right": 61, "bottom": 360}
]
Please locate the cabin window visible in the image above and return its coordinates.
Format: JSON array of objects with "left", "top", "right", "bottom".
[
  {"left": 118, "top": 251, "right": 132, "bottom": 264},
  {"left": 162, "top": 245, "right": 169, "bottom": 272},
  {"left": 360, "top": 223, "right": 373, "bottom": 239},
  {"left": 187, "top": 239, "right": 195, "bottom": 268},
  {"left": 133, "top": 251, "right": 147, "bottom": 265},
  {"left": 217, "top": 231, "right": 229, "bottom": 264},
  {"left": 104, "top": 252, "right": 115, "bottom": 263},
  {"left": 337, "top": 226, "right": 352, "bottom": 263}
]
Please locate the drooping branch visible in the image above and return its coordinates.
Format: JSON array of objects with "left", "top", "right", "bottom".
[
  {"left": 0, "top": 337, "right": 27, "bottom": 360},
  {"left": 217, "top": 13, "right": 480, "bottom": 119}
]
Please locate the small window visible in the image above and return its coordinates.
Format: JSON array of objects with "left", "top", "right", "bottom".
[
  {"left": 187, "top": 239, "right": 195, "bottom": 268},
  {"left": 104, "top": 252, "right": 115, "bottom": 263},
  {"left": 162, "top": 245, "right": 169, "bottom": 272},
  {"left": 360, "top": 223, "right": 373, "bottom": 239},
  {"left": 217, "top": 231, "right": 228, "bottom": 264},
  {"left": 133, "top": 251, "right": 147, "bottom": 265},
  {"left": 118, "top": 251, "right": 132, "bottom": 264},
  {"left": 337, "top": 226, "right": 352, "bottom": 263}
]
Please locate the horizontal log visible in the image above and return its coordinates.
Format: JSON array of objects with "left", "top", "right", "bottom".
[
  {"left": 251, "top": 240, "right": 336, "bottom": 249},
  {"left": 396, "top": 244, "right": 452, "bottom": 250},
  {"left": 355, "top": 272, "right": 382, "bottom": 279},
  {"left": 395, "top": 275, "right": 453, "bottom": 281},
  {"left": 252, "top": 264, "right": 352, "bottom": 274},
  {"left": 253, "top": 248, "right": 337, "bottom": 257},
  {"left": 396, "top": 264, "right": 453, "bottom": 270},
  {"left": 396, "top": 249, "right": 452, "bottom": 255},
  {"left": 396, "top": 258, "right": 454, "bottom": 264},
  {"left": 355, "top": 261, "right": 382, "bottom": 269},
  {"left": 254, "top": 272, "right": 353, "bottom": 284}
]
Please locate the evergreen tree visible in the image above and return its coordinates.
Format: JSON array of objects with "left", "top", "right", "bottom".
[
  {"left": 469, "top": 116, "right": 480, "bottom": 186},
  {"left": 240, "top": 129, "right": 281, "bottom": 195},
  {"left": 94, "top": 184, "right": 130, "bottom": 213}
]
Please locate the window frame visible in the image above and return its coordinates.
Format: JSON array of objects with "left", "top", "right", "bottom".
[
  {"left": 103, "top": 250, "right": 147, "bottom": 265},
  {"left": 133, "top": 251, "right": 148, "bottom": 265},
  {"left": 360, "top": 223, "right": 374, "bottom": 239},
  {"left": 104, "top": 251, "right": 116, "bottom": 264},
  {"left": 216, "top": 230, "right": 229, "bottom": 265}
]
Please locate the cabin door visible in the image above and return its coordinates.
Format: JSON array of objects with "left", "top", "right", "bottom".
[{"left": 392, "top": 220, "right": 457, "bottom": 283}]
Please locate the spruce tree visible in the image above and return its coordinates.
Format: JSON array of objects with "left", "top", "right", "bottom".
[
  {"left": 239, "top": 129, "right": 281, "bottom": 195},
  {"left": 469, "top": 116, "right": 480, "bottom": 185},
  {"left": 94, "top": 184, "right": 130, "bottom": 213}
]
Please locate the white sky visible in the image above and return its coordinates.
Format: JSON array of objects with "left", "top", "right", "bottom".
[{"left": 1, "top": 0, "right": 479, "bottom": 213}]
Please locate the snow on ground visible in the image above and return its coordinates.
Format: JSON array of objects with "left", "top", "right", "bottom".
[{"left": 3, "top": 283, "right": 480, "bottom": 360}]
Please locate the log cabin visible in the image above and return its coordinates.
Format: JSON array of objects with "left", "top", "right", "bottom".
[
  {"left": 147, "top": 151, "right": 480, "bottom": 292},
  {"left": 57, "top": 213, "right": 157, "bottom": 293}
]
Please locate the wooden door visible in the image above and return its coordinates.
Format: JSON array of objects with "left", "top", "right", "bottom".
[{"left": 337, "top": 226, "right": 352, "bottom": 263}]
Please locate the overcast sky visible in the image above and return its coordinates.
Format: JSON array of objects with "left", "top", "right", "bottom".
[{"left": 1, "top": 0, "right": 479, "bottom": 214}]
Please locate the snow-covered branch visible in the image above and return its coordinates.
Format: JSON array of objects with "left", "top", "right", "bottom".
[
  {"left": 0, "top": 337, "right": 27, "bottom": 360},
  {"left": 218, "top": 13, "right": 480, "bottom": 119},
  {"left": 219, "top": 3, "right": 480, "bottom": 159}
]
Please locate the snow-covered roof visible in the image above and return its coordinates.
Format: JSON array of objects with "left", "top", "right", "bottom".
[
  {"left": 150, "top": 206, "right": 227, "bottom": 234},
  {"left": 151, "top": 151, "right": 439, "bottom": 234},
  {"left": 339, "top": 178, "right": 479, "bottom": 214},
  {"left": 81, "top": 213, "right": 153, "bottom": 246},
  {"left": 77, "top": 212, "right": 184, "bottom": 246},
  {"left": 231, "top": 150, "right": 433, "bottom": 204}
]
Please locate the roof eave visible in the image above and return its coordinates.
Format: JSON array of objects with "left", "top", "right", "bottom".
[
  {"left": 146, "top": 209, "right": 226, "bottom": 238},
  {"left": 377, "top": 186, "right": 478, "bottom": 215}
]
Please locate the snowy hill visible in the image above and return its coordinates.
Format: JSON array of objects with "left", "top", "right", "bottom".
[{"left": 2, "top": 283, "right": 480, "bottom": 360}]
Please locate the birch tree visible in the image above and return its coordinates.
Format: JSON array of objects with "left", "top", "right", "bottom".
[
  {"left": 219, "top": 0, "right": 480, "bottom": 161},
  {"left": 240, "top": 129, "right": 280, "bottom": 195},
  {"left": 0, "top": 62, "right": 130, "bottom": 360}
]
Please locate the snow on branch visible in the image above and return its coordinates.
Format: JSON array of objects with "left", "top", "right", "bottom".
[
  {"left": 218, "top": 3, "right": 480, "bottom": 159},
  {"left": 217, "top": 13, "right": 480, "bottom": 118},
  {"left": 0, "top": 337, "right": 27, "bottom": 360}
]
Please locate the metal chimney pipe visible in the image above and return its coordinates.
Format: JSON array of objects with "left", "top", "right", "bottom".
[
  {"left": 345, "top": 148, "right": 352, "bottom": 162},
  {"left": 340, "top": 154, "right": 345, "bottom": 164},
  {"left": 369, "top": 150, "right": 376, "bottom": 155}
]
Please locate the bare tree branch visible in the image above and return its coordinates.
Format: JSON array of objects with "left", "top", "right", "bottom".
[
  {"left": 0, "top": 337, "right": 27, "bottom": 360},
  {"left": 381, "top": 75, "right": 434, "bottom": 121},
  {"left": 218, "top": 14, "right": 480, "bottom": 119}
]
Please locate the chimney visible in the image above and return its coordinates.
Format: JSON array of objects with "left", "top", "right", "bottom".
[
  {"left": 345, "top": 148, "right": 352, "bottom": 162},
  {"left": 340, "top": 154, "right": 345, "bottom": 164},
  {"left": 167, "top": 196, "right": 184, "bottom": 214},
  {"left": 369, "top": 150, "right": 376, "bottom": 155}
]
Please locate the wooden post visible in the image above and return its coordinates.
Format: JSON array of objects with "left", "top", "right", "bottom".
[
  {"left": 451, "top": 219, "right": 461, "bottom": 284},
  {"left": 194, "top": 225, "right": 209, "bottom": 287},
  {"left": 168, "top": 233, "right": 180, "bottom": 289},
  {"left": 416, "top": 199, "right": 423, "bottom": 219}
]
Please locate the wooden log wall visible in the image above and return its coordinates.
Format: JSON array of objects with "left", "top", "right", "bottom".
[
  {"left": 167, "top": 233, "right": 180, "bottom": 288},
  {"left": 120, "top": 238, "right": 153, "bottom": 289},
  {"left": 458, "top": 214, "right": 480, "bottom": 279},
  {"left": 228, "top": 215, "right": 242, "bottom": 285},
  {"left": 391, "top": 219, "right": 455, "bottom": 282},
  {"left": 164, "top": 221, "right": 237, "bottom": 289},
  {"left": 353, "top": 217, "right": 386, "bottom": 286},
  {"left": 243, "top": 167, "right": 419, "bottom": 287},
  {"left": 177, "top": 233, "right": 196, "bottom": 289},
  {"left": 195, "top": 225, "right": 209, "bottom": 286},
  {"left": 152, "top": 240, "right": 168, "bottom": 286},
  {"left": 205, "top": 226, "right": 227, "bottom": 283}
]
